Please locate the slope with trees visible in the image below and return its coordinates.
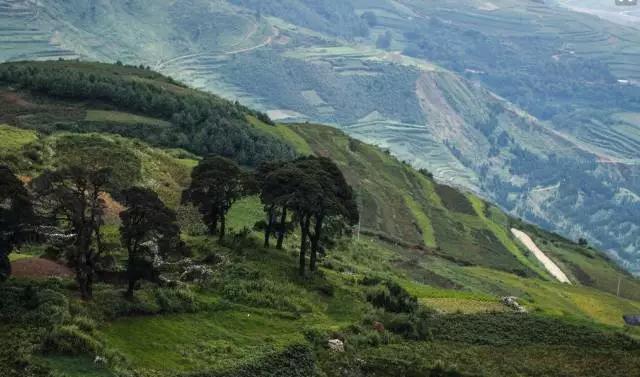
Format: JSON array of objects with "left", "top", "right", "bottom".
[{"left": 0, "top": 62, "right": 639, "bottom": 377}]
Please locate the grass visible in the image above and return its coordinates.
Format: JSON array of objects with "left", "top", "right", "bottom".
[
  {"left": 466, "top": 266, "right": 640, "bottom": 330},
  {"left": 9, "top": 253, "right": 34, "bottom": 262},
  {"left": 102, "top": 309, "right": 305, "bottom": 373},
  {"left": 468, "top": 195, "right": 550, "bottom": 280},
  {"left": 0, "top": 124, "right": 37, "bottom": 152},
  {"left": 403, "top": 195, "right": 437, "bottom": 248},
  {"left": 40, "top": 356, "right": 114, "bottom": 377},
  {"left": 226, "top": 196, "right": 264, "bottom": 232},
  {"left": 85, "top": 110, "right": 171, "bottom": 127},
  {"left": 247, "top": 116, "right": 313, "bottom": 155}
]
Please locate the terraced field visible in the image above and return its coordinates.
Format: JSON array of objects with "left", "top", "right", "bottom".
[{"left": 0, "top": 0, "right": 79, "bottom": 62}]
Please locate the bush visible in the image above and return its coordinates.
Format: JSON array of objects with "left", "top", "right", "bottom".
[
  {"left": 91, "top": 286, "right": 201, "bottom": 320},
  {"left": 363, "top": 278, "right": 418, "bottom": 314},
  {"left": 0, "top": 283, "right": 69, "bottom": 327},
  {"left": 42, "top": 324, "right": 102, "bottom": 356}
]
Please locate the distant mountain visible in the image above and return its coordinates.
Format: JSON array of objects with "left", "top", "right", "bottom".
[
  {"left": 3, "top": 0, "right": 640, "bottom": 273},
  {"left": 554, "top": 0, "right": 640, "bottom": 26}
]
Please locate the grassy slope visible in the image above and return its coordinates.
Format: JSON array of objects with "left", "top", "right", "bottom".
[
  {"left": 0, "top": 125, "right": 196, "bottom": 207},
  {"left": 245, "top": 119, "right": 640, "bottom": 327},
  {"left": 1, "top": 65, "right": 640, "bottom": 376}
]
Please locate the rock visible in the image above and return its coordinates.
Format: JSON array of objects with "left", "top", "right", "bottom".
[
  {"left": 501, "top": 296, "right": 527, "bottom": 313},
  {"left": 328, "top": 339, "right": 345, "bottom": 352},
  {"left": 373, "top": 321, "right": 385, "bottom": 333},
  {"left": 94, "top": 356, "right": 108, "bottom": 366}
]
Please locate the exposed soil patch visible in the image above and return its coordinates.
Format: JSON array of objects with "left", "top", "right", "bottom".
[{"left": 11, "top": 258, "right": 73, "bottom": 279}]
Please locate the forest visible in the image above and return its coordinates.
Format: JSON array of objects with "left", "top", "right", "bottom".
[{"left": 0, "top": 61, "right": 294, "bottom": 167}]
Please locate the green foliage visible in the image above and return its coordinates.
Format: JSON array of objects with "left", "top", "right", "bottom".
[
  {"left": 91, "top": 286, "right": 202, "bottom": 321},
  {"left": 181, "top": 344, "right": 315, "bottom": 377},
  {"left": 120, "top": 187, "right": 182, "bottom": 297},
  {"left": 0, "top": 61, "right": 295, "bottom": 167},
  {"left": 42, "top": 324, "right": 102, "bottom": 356},
  {"left": 183, "top": 156, "right": 255, "bottom": 242},
  {"left": 0, "top": 164, "right": 36, "bottom": 281},
  {"left": 362, "top": 277, "right": 418, "bottom": 314},
  {"left": 426, "top": 313, "right": 639, "bottom": 349}
]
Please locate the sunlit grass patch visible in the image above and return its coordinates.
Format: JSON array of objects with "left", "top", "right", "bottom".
[
  {"left": 0, "top": 124, "right": 37, "bottom": 152},
  {"left": 85, "top": 110, "right": 171, "bottom": 127},
  {"left": 101, "top": 309, "right": 305, "bottom": 372}
]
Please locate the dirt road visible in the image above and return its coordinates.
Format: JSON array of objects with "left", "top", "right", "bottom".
[{"left": 511, "top": 228, "right": 571, "bottom": 284}]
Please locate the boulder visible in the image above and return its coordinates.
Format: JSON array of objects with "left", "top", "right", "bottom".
[
  {"left": 328, "top": 339, "right": 345, "bottom": 352},
  {"left": 501, "top": 296, "right": 527, "bottom": 313},
  {"left": 94, "top": 356, "right": 108, "bottom": 367}
]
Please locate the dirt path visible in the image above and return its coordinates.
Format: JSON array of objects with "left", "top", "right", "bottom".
[{"left": 511, "top": 228, "right": 571, "bottom": 284}]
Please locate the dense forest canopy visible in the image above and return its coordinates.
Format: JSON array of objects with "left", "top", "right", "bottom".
[{"left": 0, "top": 61, "right": 295, "bottom": 167}]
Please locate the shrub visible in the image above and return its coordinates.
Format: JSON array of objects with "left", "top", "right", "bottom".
[
  {"left": 363, "top": 278, "right": 418, "bottom": 314},
  {"left": 42, "top": 324, "right": 102, "bottom": 356}
]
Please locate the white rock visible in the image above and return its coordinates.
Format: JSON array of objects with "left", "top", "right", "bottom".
[{"left": 328, "top": 339, "right": 344, "bottom": 352}]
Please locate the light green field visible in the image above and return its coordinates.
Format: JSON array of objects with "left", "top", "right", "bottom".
[
  {"left": 247, "top": 116, "right": 313, "bottom": 155},
  {"left": 102, "top": 310, "right": 305, "bottom": 372},
  {"left": 85, "top": 110, "right": 172, "bottom": 127},
  {"left": 0, "top": 124, "right": 37, "bottom": 152}
]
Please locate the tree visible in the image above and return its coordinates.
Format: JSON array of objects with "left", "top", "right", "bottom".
[
  {"left": 120, "top": 187, "right": 181, "bottom": 298},
  {"left": 0, "top": 166, "right": 35, "bottom": 281},
  {"left": 297, "top": 158, "right": 359, "bottom": 272},
  {"left": 31, "top": 166, "right": 112, "bottom": 300},
  {"left": 182, "top": 156, "right": 253, "bottom": 243},
  {"left": 376, "top": 31, "right": 392, "bottom": 50},
  {"left": 361, "top": 11, "right": 378, "bottom": 27},
  {"left": 256, "top": 161, "right": 291, "bottom": 249},
  {"left": 262, "top": 157, "right": 359, "bottom": 276}
]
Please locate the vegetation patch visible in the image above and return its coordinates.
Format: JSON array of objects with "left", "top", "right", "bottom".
[{"left": 85, "top": 110, "right": 172, "bottom": 128}]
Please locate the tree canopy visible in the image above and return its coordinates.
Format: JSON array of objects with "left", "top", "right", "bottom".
[
  {"left": 182, "top": 156, "right": 255, "bottom": 243},
  {"left": 120, "top": 187, "right": 181, "bottom": 298},
  {"left": 30, "top": 165, "right": 113, "bottom": 299},
  {"left": 0, "top": 165, "right": 35, "bottom": 281},
  {"left": 260, "top": 157, "right": 359, "bottom": 275}
]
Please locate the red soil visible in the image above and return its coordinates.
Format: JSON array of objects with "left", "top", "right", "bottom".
[{"left": 11, "top": 258, "right": 74, "bottom": 279}]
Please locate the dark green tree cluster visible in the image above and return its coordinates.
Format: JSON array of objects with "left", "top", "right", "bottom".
[
  {"left": 0, "top": 166, "right": 35, "bottom": 281},
  {"left": 31, "top": 165, "right": 113, "bottom": 300},
  {"left": 0, "top": 163, "right": 181, "bottom": 300},
  {"left": 120, "top": 187, "right": 181, "bottom": 298},
  {"left": 182, "top": 156, "right": 256, "bottom": 243},
  {"left": 0, "top": 61, "right": 294, "bottom": 167},
  {"left": 182, "top": 155, "right": 358, "bottom": 276},
  {"left": 258, "top": 157, "right": 359, "bottom": 276}
]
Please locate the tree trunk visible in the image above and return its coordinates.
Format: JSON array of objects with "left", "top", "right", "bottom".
[
  {"left": 299, "top": 214, "right": 310, "bottom": 276},
  {"left": 77, "top": 267, "right": 93, "bottom": 300},
  {"left": 264, "top": 205, "right": 275, "bottom": 248},
  {"left": 309, "top": 214, "right": 324, "bottom": 272},
  {"left": 76, "top": 230, "right": 94, "bottom": 300},
  {"left": 126, "top": 278, "right": 136, "bottom": 299},
  {"left": 208, "top": 212, "right": 219, "bottom": 235},
  {"left": 219, "top": 214, "right": 226, "bottom": 243},
  {"left": 276, "top": 207, "right": 287, "bottom": 250}
]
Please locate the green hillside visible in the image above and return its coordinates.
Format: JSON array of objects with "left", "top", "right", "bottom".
[
  {"left": 2, "top": 0, "right": 640, "bottom": 275},
  {"left": 1, "top": 62, "right": 640, "bottom": 377}
]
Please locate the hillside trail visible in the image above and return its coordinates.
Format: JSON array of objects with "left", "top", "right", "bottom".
[{"left": 511, "top": 228, "right": 572, "bottom": 284}]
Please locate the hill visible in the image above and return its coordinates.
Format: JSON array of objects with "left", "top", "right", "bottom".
[
  {"left": 2, "top": 0, "right": 640, "bottom": 273},
  {"left": 1, "top": 62, "right": 640, "bottom": 376}
]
